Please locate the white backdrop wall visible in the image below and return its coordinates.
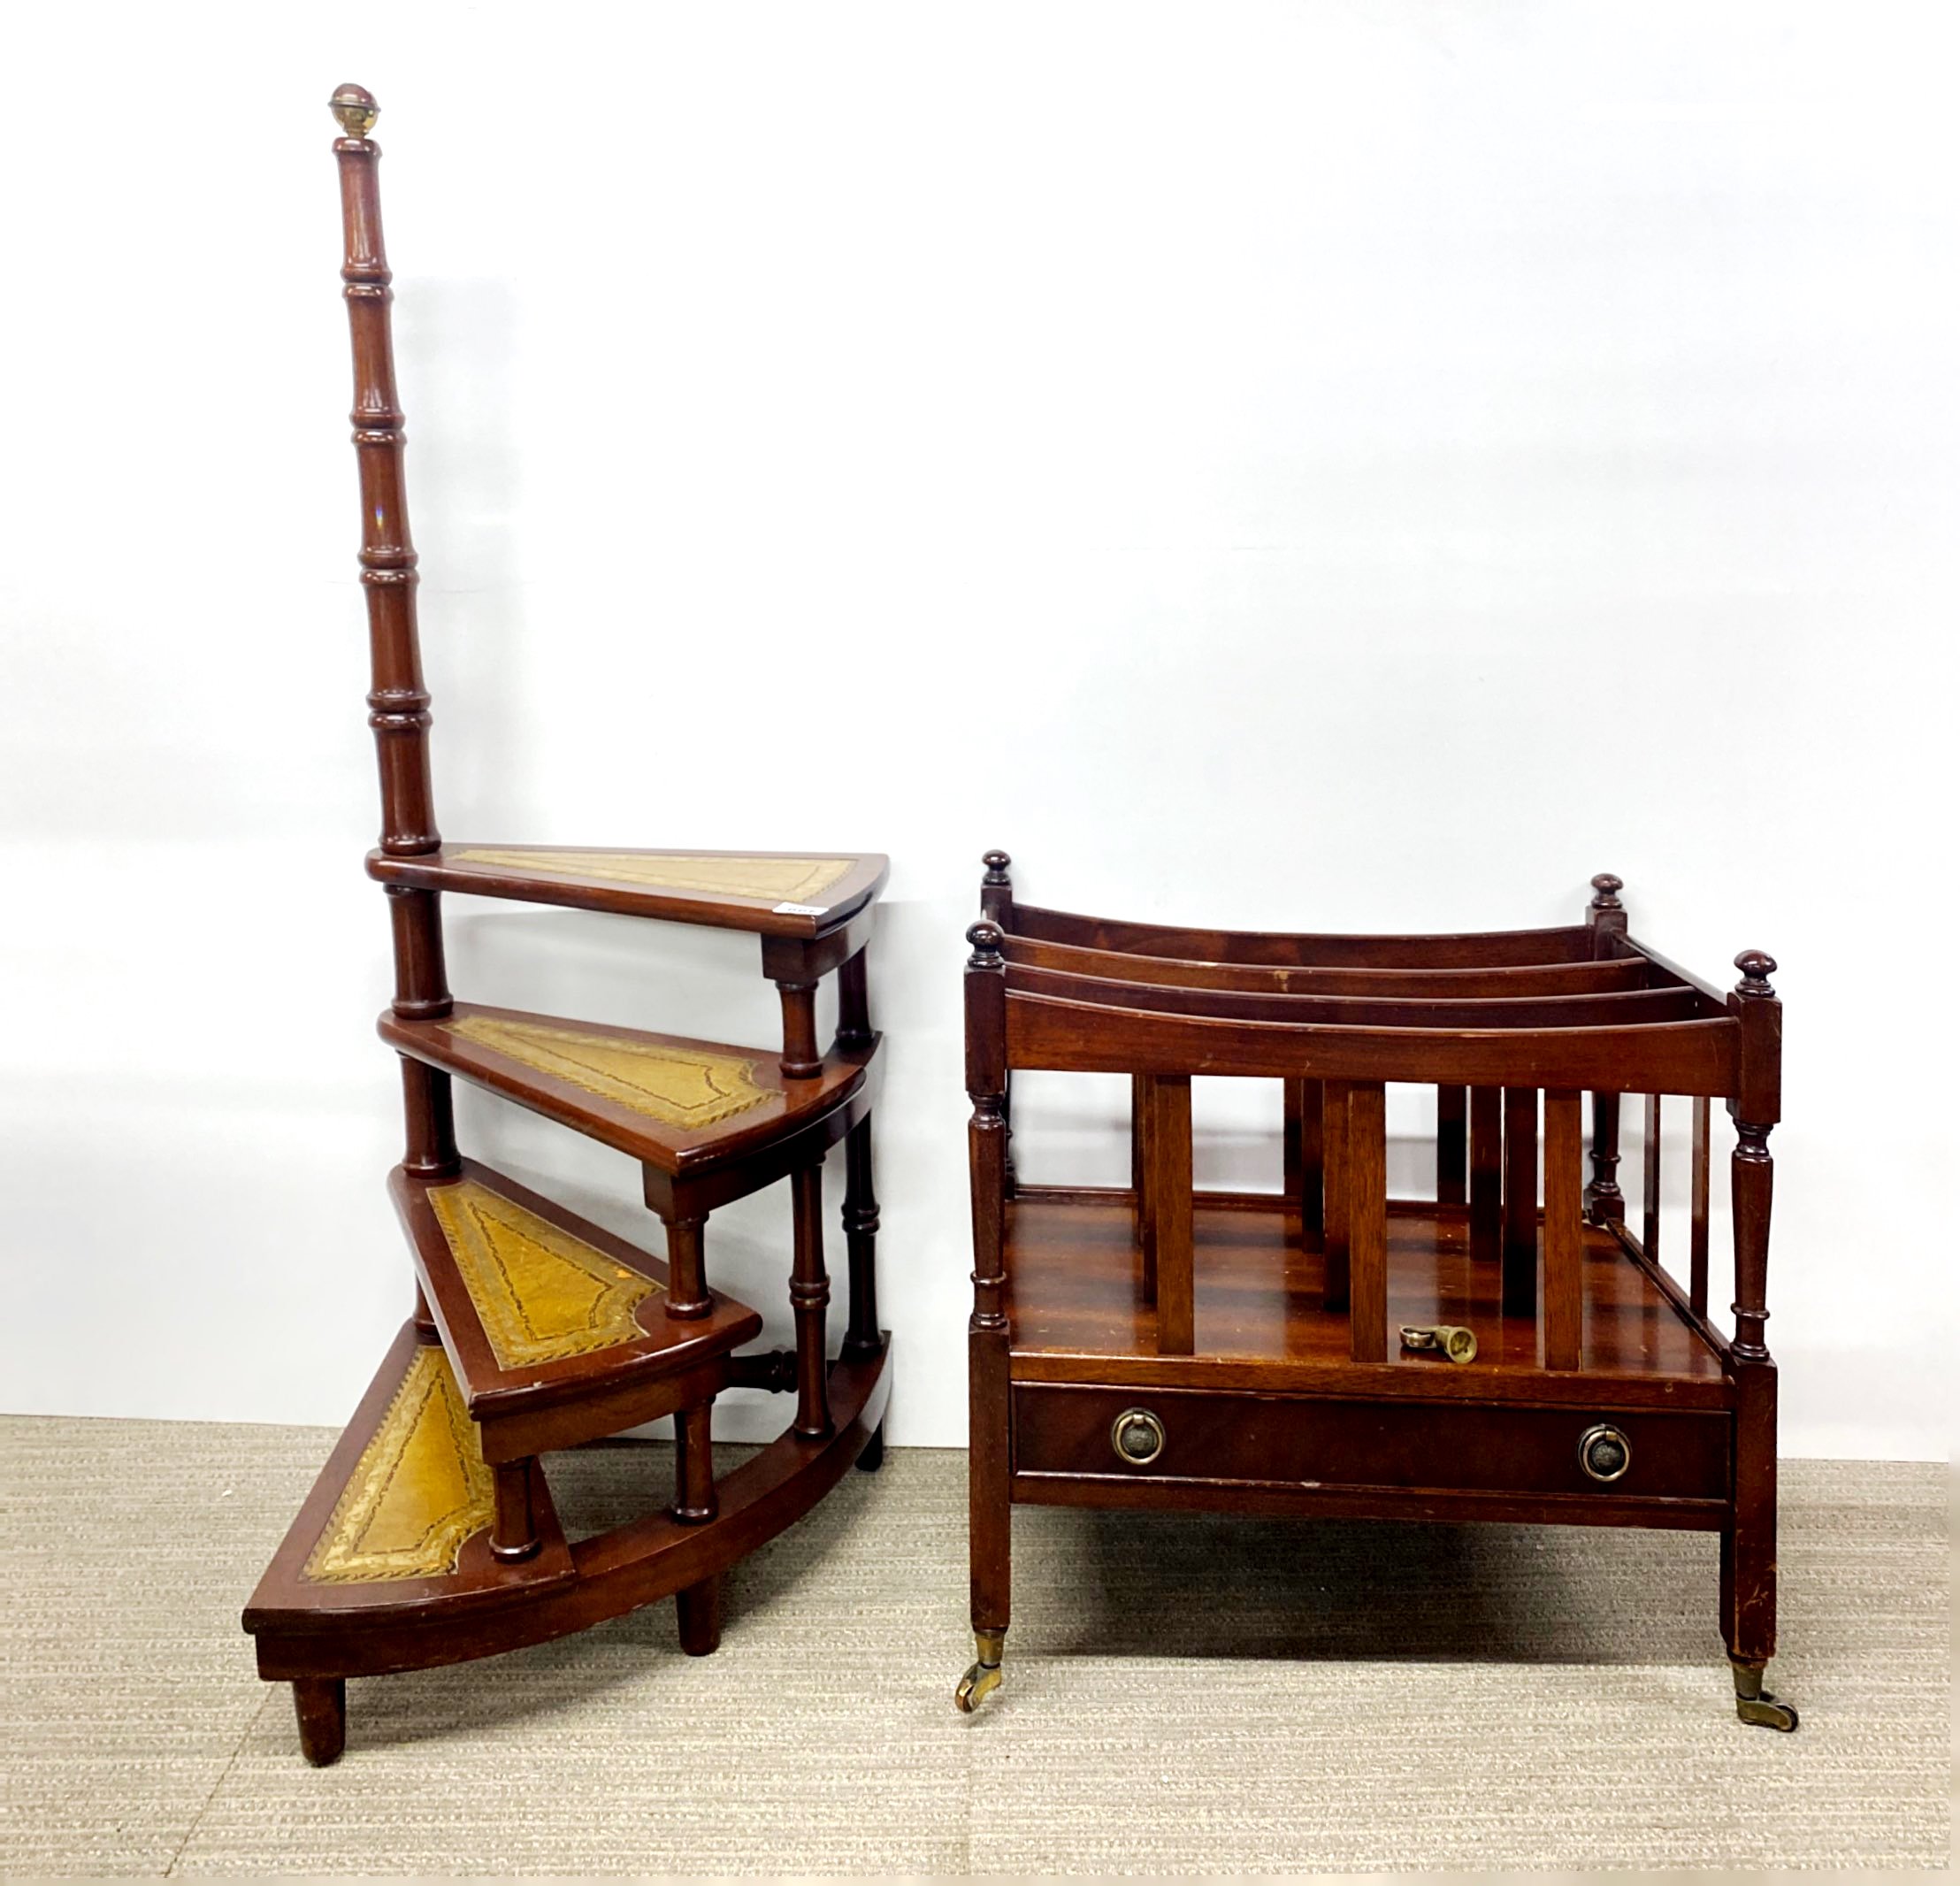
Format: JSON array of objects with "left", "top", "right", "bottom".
[{"left": 3, "top": 2, "right": 1952, "bottom": 1458}]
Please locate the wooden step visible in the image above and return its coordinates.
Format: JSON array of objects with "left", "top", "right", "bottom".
[
  {"left": 379, "top": 1001, "right": 877, "bottom": 1177},
  {"left": 367, "top": 844, "right": 888, "bottom": 938},
  {"left": 242, "top": 1323, "right": 575, "bottom": 1645},
  {"left": 393, "top": 1159, "right": 763, "bottom": 1459}
]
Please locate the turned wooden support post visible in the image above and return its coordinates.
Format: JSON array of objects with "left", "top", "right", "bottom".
[
  {"left": 662, "top": 1216, "right": 711, "bottom": 1320},
  {"left": 1727, "top": 951, "right": 1781, "bottom": 1362},
  {"left": 671, "top": 1400, "right": 722, "bottom": 1652},
  {"left": 775, "top": 981, "right": 822, "bottom": 1079},
  {"left": 964, "top": 922, "right": 1013, "bottom": 1652},
  {"left": 332, "top": 86, "right": 440, "bottom": 865},
  {"left": 490, "top": 1460, "right": 540, "bottom": 1563},
  {"left": 788, "top": 1162, "right": 831, "bottom": 1438},
  {"left": 1725, "top": 948, "right": 1782, "bottom": 1671},
  {"left": 1642, "top": 1092, "right": 1663, "bottom": 1256},
  {"left": 399, "top": 1054, "right": 458, "bottom": 1177},
  {"left": 1583, "top": 874, "right": 1627, "bottom": 1223},
  {"left": 841, "top": 1117, "right": 881, "bottom": 1359},
  {"left": 1690, "top": 1094, "right": 1712, "bottom": 1317}
]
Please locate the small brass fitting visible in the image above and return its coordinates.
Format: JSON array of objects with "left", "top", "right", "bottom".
[
  {"left": 1399, "top": 1323, "right": 1478, "bottom": 1363},
  {"left": 329, "top": 84, "right": 379, "bottom": 138},
  {"left": 954, "top": 1629, "right": 1005, "bottom": 1714}
]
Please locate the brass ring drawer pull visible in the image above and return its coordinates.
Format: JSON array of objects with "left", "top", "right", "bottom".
[
  {"left": 1578, "top": 1423, "right": 1632, "bottom": 1484},
  {"left": 1110, "top": 1407, "right": 1166, "bottom": 1467}
]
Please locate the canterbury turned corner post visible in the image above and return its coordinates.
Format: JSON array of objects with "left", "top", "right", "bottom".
[
  {"left": 957, "top": 920, "right": 1010, "bottom": 1713},
  {"left": 1726, "top": 947, "right": 1792, "bottom": 1729},
  {"left": 332, "top": 85, "right": 456, "bottom": 1200},
  {"left": 1583, "top": 872, "right": 1627, "bottom": 1225}
]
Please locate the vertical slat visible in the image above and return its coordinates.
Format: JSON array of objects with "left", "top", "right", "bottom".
[
  {"left": 1298, "top": 1078, "right": 1324, "bottom": 1244},
  {"left": 1149, "top": 1075, "right": 1195, "bottom": 1354},
  {"left": 1282, "top": 1079, "right": 1302, "bottom": 1204},
  {"left": 1501, "top": 1086, "right": 1538, "bottom": 1317},
  {"left": 1136, "top": 1074, "right": 1158, "bottom": 1302},
  {"left": 1130, "top": 1072, "right": 1146, "bottom": 1208},
  {"left": 1642, "top": 1092, "right": 1663, "bottom": 1257},
  {"left": 1347, "top": 1081, "right": 1388, "bottom": 1362},
  {"left": 1585, "top": 1090, "right": 1624, "bottom": 1223},
  {"left": 1322, "top": 1080, "right": 1351, "bottom": 1309},
  {"left": 1436, "top": 1085, "right": 1467, "bottom": 1206},
  {"left": 1543, "top": 1089, "right": 1584, "bottom": 1369},
  {"left": 1468, "top": 1086, "right": 1502, "bottom": 1262},
  {"left": 1690, "top": 1093, "right": 1711, "bottom": 1317}
]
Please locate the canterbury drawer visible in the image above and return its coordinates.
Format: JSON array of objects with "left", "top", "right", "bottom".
[{"left": 1012, "top": 1384, "right": 1730, "bottom": 1503}]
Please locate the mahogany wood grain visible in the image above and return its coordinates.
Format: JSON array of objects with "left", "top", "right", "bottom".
[
  {"left": 1322, "top": 1080, "right": 1351, "bottom": 1309},
  {"left": 1690, "top": 1094, "right": 1711, "bottom": 1317},
  {"left": 1005, "top": 933, "right": 1658, "bottom": 1000},
  {"left": 1148, "top": 1076, "right": 1195, "bottom": 1353},
  {"left": 1436, "top": 1085, "right": 1466, "bottom": 1206},
  {"left": 1298, "top": 1077, "right": 1324, "bottom": 1243},
  {"left": 1346, "top": 1082, "right": 1388, "bottom": 1362},
  {"left": 1009, "top": 904, "right": 1600, "bottom": 968},
  {"left": 1543, "top": 1091, "right": 1583, "bottom": 1369},
  {"left": 1501, "top": 1086, "right": 1538, "bottom": 1315},
  {"left": 1642, "top": 1092, "right": 1663, "bottom": 1261},
  {"left": 1468, "top": 1086, "right": 1502, "bottom": 1265},
  {"left": 1005, "top": 990, "right": 1742, "bottom": 1096}
]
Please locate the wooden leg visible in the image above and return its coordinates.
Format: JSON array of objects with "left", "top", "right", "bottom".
[
  {"left": 1725, "top": 1362, "right": 1795, "bottom": 1728},
  {"left": 676, "top": 1576, "right": 724, "bottom": 1657},
  {"left": 662, "top": 1215, "right": 711, "bottom": 1319},
  {"left": 841, "top": 1114, "right": 881, "bottom": 1361},
  {"left": 292, "top": 1675, "right": 346, "bottom": 1767},
  {"left": 490, "top": 1459, "right": 540, "bottom": 1563},
  {"left": 856, "top": 1421, "right": 886, "bottom": 1473},
  {"left": 789, "top": 1162, "right": 831, "bottom": 1439},
  {"left": 960, "top": 1315, "right": 1010, "bottom": 1714},
  {"left": 672, "top": 1399, "right": 723, "bottom": 1652}
]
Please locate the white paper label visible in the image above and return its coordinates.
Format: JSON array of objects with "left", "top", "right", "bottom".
[{"left": 773, "top": 901, "right": 829, "bottom": 916}]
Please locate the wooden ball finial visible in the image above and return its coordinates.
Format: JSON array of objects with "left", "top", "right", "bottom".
[
  {"left": 330, "top": 83, "right": 379, "bottom": 138},
  {"left": 967, "top": 919, "right": 1005, "bottom": 965},
  {"left": 1734, "top": 949, "right": 1777, "bottom": 996},
  {"left": 1589, "top": 872, "right": 1624, "bottom": 911},
  {"left": 981, "top": 850, "right": 1012, "bottom": 886}
]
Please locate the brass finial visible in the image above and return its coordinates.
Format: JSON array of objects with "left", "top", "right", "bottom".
[{"left": 329, "top": 83, "right": 379, "bottom": 139}]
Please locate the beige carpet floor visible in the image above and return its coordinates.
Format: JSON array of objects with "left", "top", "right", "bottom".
[{"left": 0, "top": 1416, "right": 1946, "bottom": 1874}]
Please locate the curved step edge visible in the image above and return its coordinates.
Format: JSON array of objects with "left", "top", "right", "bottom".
[{"left": 249, "top": 1339, "right": 892, "bottom": 1682}]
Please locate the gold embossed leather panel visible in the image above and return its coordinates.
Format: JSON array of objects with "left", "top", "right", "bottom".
[
  {"left": 303, "top": 1346, "right": 493, "bottom": 1583},
  {"left": 428, "top": 1178, "right": 660, "bottom": 1368},
  {"left": 448, "top": 1015, "right": 769, "bottom": 1128}
]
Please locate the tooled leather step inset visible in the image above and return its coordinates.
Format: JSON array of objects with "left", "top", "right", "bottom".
[
  {"left": 302, "top": 1346, "right": 493, "bottom": 1585},
  {"left": 450, "top": 849, "right": 854, "bottom": 907},
  {"left": 426, "top": 1178, "right": 661, "bottom": 1368}
]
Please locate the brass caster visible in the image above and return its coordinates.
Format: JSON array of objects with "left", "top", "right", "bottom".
[
  {"left": 1733, "top": 1661, "right": 1799, "bottom": 1732},
  {"left": 954, "top": 1630, "right": 1004, "bottom": 1714}
]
